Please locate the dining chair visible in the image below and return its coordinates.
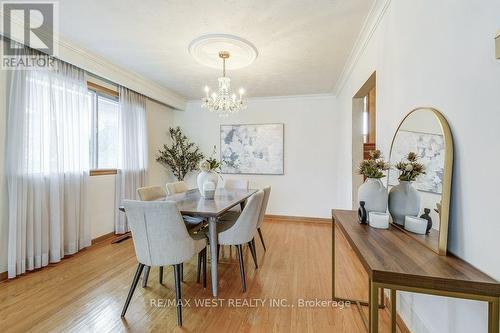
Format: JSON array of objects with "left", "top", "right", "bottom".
[
  {"left": 216, "top": 190, "right": 264, "bottom": 292},
  {"left": 121, "top": 200, "right": 207, "bottom": 326},
  {"left": 256, "top": 186, "right": 271, "bottom": 251},
  {"left": 137, "top": 185, "right": 166, "bottom": 201},
  {"left": 166, "top": 181, "right": 189, "bottom": 195},
  {"left": 222, "top": 179, "right": 249, "bottom": 190}
]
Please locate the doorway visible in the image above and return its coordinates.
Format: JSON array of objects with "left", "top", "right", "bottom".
[{"left": 352, "top": 71, "right": 376, "bottom": 208}]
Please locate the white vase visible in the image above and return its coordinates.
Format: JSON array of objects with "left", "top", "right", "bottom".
[
  {"left": 357, "top": 178, "right": 388, "bottom": 220},
  {"left": 388, "top": 180, "right": 421, "bottom": 226},
  {"left": 197, "top": 171, "right": 219, "bottom": 196}
]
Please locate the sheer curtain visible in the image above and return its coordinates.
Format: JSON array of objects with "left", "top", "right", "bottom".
[
  {"left": 6, "top": 46, "right": 91, "bottom": 278},
  {"left": 114, "top": 87, "right": 148, "bottom": 234}
]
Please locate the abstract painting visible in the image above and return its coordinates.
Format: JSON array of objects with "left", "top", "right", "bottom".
[
  {"left": 389, "top": 130, "right": 445, "bottom": 194},
  {"left": 220, "top": 123, "right": 284, "bottom": 175}
]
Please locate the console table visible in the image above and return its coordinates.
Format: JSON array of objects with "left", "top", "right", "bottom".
[{"left": 332, "top": 209, "right": 500, "bottom": 333}]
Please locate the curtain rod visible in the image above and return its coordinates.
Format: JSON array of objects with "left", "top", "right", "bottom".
[{"left": 0, "top": 34, "right": 180, "bottom": 110}]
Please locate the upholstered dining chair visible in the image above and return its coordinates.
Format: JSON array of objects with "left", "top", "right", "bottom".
[
  {"left": 137, "top": 185, "right": 166, "bottom": 201},
  {"left": 166, "top": 181, "right": 188, "bottom": 195},
  {"left": 255, "top": 186, "right": 271, "bottom": 251},
  {"left": 222, "top": 179, "right": 249, "bottom": 190},
  {"left": 121, "top": 200, "right": 207, "bottom": 327},
  {"left": 216, "top": 190, "right": 264, "bottom": 292}
]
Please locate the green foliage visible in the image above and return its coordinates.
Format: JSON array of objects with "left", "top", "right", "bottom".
[
  {"left": 156, "top": 127, "right": 204, "bottom": 181},
  {"left": 358, "top": 150, "right": 390, "bottom": 179},
  {"left": 395, "top": 152, "right": 426, "bottom": 182}
]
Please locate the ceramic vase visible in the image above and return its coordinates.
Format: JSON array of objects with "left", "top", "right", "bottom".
[
  {"left": 388, "top": 180, "right": 421, "bottom": 226},
  {"left": 197, "top": 171, "right": 219, "bottom": 196},
  {"left": 357, "top": 178, "right": 388, "bottom": 220}
]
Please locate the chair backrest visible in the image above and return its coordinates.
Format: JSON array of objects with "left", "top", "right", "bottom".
[
  {"left": 218, "top": 190, "right": 264, "bottom": 245},
  {"left": 123, "top": 200, "right": 197, "bottom": 266},
  {"left": 223, "top": 179, "right": 249, "bottom": 190},
  {"left": 137, "top": 185, "right": 166, "bottom": 201},
  {"left": 166, "top": 181, "right": 188, "bottom": 195},
  {"left": 256, "top": 186, "right": 271, "bottom": 228}
]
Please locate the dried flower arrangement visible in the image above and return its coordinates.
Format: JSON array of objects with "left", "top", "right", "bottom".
[
  {"left": 156, "top": 127, "right": 204, "bottom": 181},
  {"left": 395, "top": 152, "right": 426, "bottom": 182},
  {"left": 358, "top": 150, "right": 391, "bottom": 179}
]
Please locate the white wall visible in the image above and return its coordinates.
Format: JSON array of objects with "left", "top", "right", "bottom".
[
  {"left": 174, "top": 95, "right": 338, "bottom": 218},
  {"left": 335, "top": 0, "right": 500, "bottom": 332}
]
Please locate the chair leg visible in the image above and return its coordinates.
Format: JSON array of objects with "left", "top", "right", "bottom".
[
  {"left": 257, "top": 227, "right": 266, "bottom": 251},
  {"left": 249, "top": 238, "right": 258, "bottom": 269},
  {"left": 173, "top": 264, "right": 183, "bottom": 326},
  {"left": 197, "top": 252, "right": 202, "bottom": 283},
  {"left": 217, "top": 244, "right": 220, "bottom": 262},
  {"left": 202, "top": 248, "right": 207, "bottom": 288},
  {"left": 236, "top": 245, "right": 247, "bottom": 292},
  {"left": 142, "top": 266, "right": 151, "bottom": 288},
  {"left": 180, "top": 263, "right": 184, "bottom": 282},
  {"left": 159, "top": 266, "right": 163, "bottom": 284},
  {"left": 121, "top": 263, "right": 145, "bottom": 317}
]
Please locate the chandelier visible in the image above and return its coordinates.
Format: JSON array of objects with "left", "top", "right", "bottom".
[{"left": 201, "top": 51, "right": 246, "bottom": 115}]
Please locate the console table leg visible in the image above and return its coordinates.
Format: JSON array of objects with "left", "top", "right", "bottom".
[
  {"left": 390, "top": 289, "right": 397, "bottom": 333},
  {"left": 489, "top": 298, "right": 499, "bottom": 333},
  {"left": 369, "top": 280, "right": 379, "bottom": 333}
]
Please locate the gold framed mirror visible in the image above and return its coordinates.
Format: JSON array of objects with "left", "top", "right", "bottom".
[{"left": 387, "top": 107, "right": 453, "bottom": 255}]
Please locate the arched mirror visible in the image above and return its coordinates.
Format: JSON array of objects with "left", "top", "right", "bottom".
[{"left": 387, "top": 108, "right": 453, "bottom": 255}]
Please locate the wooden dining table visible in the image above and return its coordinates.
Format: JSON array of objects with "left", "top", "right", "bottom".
[{"left": 120, "top": 188, "right": 257, "bottom": 297}]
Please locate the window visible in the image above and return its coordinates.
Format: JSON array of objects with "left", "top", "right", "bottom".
[{"left": 88, "top": 89, "right": 119, "bottom": 170}]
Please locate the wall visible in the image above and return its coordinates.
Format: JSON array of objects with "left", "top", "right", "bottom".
[
  {"left": 174, "top": 95, "right": 338, "bottom": 218},
  {"left": 335, "top": 0, "right": 500, "bottom": 332}
]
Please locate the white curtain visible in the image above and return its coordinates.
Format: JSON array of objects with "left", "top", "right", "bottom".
[
  {"left": 6, "top": 46, "right": 91, "bottom": 278},
  {"left": 114, "top": 87, "right": 148, "bottom": 234}
]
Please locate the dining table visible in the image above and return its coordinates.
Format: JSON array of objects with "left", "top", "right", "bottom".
[{"left": 119, "top": 188, "right": 257, "bottom": 297}]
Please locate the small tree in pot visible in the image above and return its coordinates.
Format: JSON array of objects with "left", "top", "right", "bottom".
[{"left": 156, "top": 127, "right": 204, "bottom": 181}]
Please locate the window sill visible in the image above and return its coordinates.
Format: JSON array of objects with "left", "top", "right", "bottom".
[{"left": 90, "top": 169, "right": 117, "bottom": 176}]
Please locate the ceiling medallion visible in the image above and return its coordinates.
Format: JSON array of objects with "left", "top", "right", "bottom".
[{"left": 201, "top": 51, "right": 246, "bottom": 115}]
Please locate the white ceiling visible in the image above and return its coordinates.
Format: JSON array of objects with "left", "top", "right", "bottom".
[{"left": 58, "top": 0, "right": 374, "bottom": 99}]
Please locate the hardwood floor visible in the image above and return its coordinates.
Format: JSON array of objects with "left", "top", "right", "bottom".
[{"left": 0, "top": 218, "right": 401, "bottom": 333}]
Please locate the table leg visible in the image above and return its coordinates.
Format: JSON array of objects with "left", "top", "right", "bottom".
[
  {"left": 208, "top": 216, "right": 218, "bottom": 297},
  {"left": 391, "top": 289, "right": 397, "bottom": 333},
  {"left": 369, "top": 280, "right": 379, "bottom": 333},
  {"left": 489, "top": 298, "right": 499, "bottom": 333}
]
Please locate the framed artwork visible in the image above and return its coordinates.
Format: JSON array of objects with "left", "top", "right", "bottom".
[
  {"left": 220, "top": 123, "right": 284, "bottom": 175},
  {"left": 388, "top": 130, "right": 445, "bottom": 194}
]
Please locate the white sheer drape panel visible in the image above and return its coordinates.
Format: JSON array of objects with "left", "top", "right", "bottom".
[
  {"left": 114, "top": 87, "right": 148, "bottom": 234},
  {"left": 6, "top": 47, "right": 91, "bottom": 278}
]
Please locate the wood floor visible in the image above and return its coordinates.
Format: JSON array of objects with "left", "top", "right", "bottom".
[{"left": 0, "top": 218, "right": 401, "bottom": 333}]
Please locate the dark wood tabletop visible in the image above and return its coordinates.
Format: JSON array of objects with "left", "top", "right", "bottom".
[{"left": 332, "top": 209, "right": 500, "bottom": 297}]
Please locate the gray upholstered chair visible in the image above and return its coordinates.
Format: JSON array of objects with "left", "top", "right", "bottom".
[
  {"left": 217, "top": 190, "right": 264, "bottom": 292},
  {"left": 256, "top": 186, "right": 271, "bottom": 251},
  {"left": 121, "top": 200, "right": 207, "bottom": 326},
  {"left": 222, "top": 179, "right": 249, "bottom": 190}
]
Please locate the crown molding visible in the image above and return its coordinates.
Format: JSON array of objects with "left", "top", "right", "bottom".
[
  {"left": 186, "top": 93, "right": 335, "bottom": 105},
  {"left": 0, "top": 11, "right": 187, "bottom": 110},
  {"left": 332, "top": 0, "right": 391, "bottom": 95}
]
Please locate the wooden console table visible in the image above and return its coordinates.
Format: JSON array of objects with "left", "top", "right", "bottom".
[{"left": 332, "top": 209, "right": 500, "bottom": 333}]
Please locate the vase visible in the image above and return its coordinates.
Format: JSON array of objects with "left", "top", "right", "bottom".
[
  {"left": 357, "top": 178, "right": 388, "bottom": 220},
  {"left": 197, "top": 171, "right": 219, "bottom": 196},
  {"left": 388, "top": 181, "right": 421, "bottom": 226}
]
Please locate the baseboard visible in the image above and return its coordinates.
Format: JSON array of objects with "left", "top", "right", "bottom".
[
  {"left": 265, "top": 214, "right": 331, "bottom": 224},
  {"left": 91, "top": 231, "right": 115, "bottom": 245},
  {"left": 384, "top": 294, "right": 411, "bottom": 333},
  {"left": 0, "top": 271, "right": 7, "bottom": 282}
]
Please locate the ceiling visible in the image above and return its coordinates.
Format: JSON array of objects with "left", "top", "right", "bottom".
[{"left": 58, "top": 0, "right": 374, "bottom": 99}]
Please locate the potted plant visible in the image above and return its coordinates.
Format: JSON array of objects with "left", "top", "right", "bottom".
[
  {"left": 357, "top": 150, "right": 391, "bottom": 219},
  {"left": 197, "top": 146, "right": 223, "bottom": 196},
  {"left": 388, "top": 152, "right": 426, "bottom": 226},
  {"left": 156, "top": 127, "right": 204, "bottom": 181}
]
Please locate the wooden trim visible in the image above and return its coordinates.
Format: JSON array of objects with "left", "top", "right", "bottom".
[
  {"left": 384, "top": 294, "right": 411, "bottom": 333},
  {"left": 91, "top": 232, "right": 115, "bottom": 245},
  {"left": 0, "top": 271, "right": 7, "bottom": 282},
  {"left": 265, "top": 214, "right": 331, "bottom": 224},
  {"left": 87, "top": 81, "right": 119, "bottom": 97},
  {"left": 90, "top": 169, "right": 117, "bottom": 176}
]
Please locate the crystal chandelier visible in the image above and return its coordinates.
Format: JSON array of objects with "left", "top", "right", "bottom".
[{"left": 201, "top": 51, "right": 246, "bottom": 116}]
